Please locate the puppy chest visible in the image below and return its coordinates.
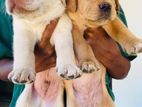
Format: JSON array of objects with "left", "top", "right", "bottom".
[{"left": 32, "top": 22, "right": 48, "bottom": 41}]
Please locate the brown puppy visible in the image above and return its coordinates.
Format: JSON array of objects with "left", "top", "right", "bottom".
[
  {"left": 67, "top": 0, "right": 142, "bottom": 56},
  {"left": 64, "top": 0, "right": 142, "bottom": 107}
]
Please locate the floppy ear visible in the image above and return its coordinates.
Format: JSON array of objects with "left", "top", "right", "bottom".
[
  {"left": 66, "top": 0, "right": 78, "bottom": 12},
  {"left": 115, "top": 0, "right": 120, "bottom": 12}
]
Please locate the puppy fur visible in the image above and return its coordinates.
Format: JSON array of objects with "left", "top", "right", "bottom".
[
  {"left": 5, "top": 0, "right": 82, "bottom": 107},
  {"left": 64, "top": 0, "right": 142, "bottom": 107},
  {"left": 5, "top": 0, "right": 142, "bottom": 107},
  {"left": 6, "top": 0, "right": 82, "bottom": 84}
]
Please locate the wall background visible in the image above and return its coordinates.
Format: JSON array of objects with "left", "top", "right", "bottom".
[{"left": 113, "top": 0, "right": 142, "bottom": 107}]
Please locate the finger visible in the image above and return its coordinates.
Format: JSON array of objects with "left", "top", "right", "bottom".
[
  {"left": 35, "top": 53, "right": 56, "bottom": 73},
  {"left": 84, "top": 31, "right": 94, "bottom": 41},
  {"left": 34, "top": 44, "right": 54, "bottom": 58},
  {"left": 84, "top": 29, "right": 97, "bottom": 44},
  {"left": 39, "top": 20, "right": 58, "bottom": 49}
]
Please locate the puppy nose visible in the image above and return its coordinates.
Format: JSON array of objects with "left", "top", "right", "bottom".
[{"left": 99, "top": 2, "right": 111, "bottom": 12}]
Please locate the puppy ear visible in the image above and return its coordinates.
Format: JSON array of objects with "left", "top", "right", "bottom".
[
  {"left": 115, "top": 0, "right": 120, "bottom": 12},
  {"left": 66, "top": 0, "right": 78, "bottom": 12},
  {"left": 61, "top": 0, "right": 66, "bottom": 6}
]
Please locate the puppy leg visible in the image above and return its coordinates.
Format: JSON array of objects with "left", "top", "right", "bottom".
[
  {"left": 8, "top": 21, "right": 36, "bottom": 84},
  {"left": 50, "top": 14, "right": 82, "bottom": 79},
  {"left": 72, "top": 25, "right": 100, "bottom": 73},
  {"left": 16, "top": 84, "right": 41, "bottom": 107},
  {"left": 103, "top": 17, "right": 142, "bottom": 54},
  {"left": 64, "top": 80, "right": 80, "bottom": 107},
  {"left": 54, "top": 83, "right": 64, "bottom": 107},
  {"left": 16, "top": 69, "right": 65, "bottom": 107},
  {"left": 34, "top": 69, "right": 65, "bottom": 107},
  {"left": 65, "top": 66, "right": 115, "bottom": 107}
]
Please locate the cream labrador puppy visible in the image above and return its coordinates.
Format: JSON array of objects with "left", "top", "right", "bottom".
[{"left": 5, "top": 0, "right": 85, "bottom": 83}]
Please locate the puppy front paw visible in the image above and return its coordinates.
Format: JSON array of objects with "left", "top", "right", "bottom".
[
  {"left": 57, "top": 64, "right": 82, "bottom": 80},
  {"left": 8, "top": 68, "right": 35, "bottom": 84},
  {"left": 79, "top": 61, "right": 100, "bottom": 73},
  {"left": 125, "top": 39, "right": 142, "bottom": 54}
]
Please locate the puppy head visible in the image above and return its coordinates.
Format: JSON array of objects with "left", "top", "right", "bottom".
[
  {"left": 6, "top": 0, "right": 66, "bottom": 18},
  {"left": 67, "top": 0, "right": 119, "bottom": 27},
  {"left": 6, "top": 0, "right": 43, "bottom": 14}
]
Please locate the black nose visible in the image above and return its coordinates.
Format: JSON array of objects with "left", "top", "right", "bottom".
[{"left": 99, "top": 2, "right": 111, "bottom": 12}]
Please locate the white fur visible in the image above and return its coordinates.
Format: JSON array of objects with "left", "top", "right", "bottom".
[
  {"left": 5, "top": 0, "right": 82, "bottom": 106},
  {"left": 51, "top": 14, "right": 82, "bottom": 79},
  {"left": 16, "top": 84, "right": 42, "bottom": 107},
  {"left": 16, "top": 82, "right": 65, "bottom": 107},
  {"left": 6, "top": 0, "right": 82, "bottom": 84}
]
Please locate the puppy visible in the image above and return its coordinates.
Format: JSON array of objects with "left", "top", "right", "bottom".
[
  {"left": 64, "top": 0, "right": 142, "bottom": 107},
  {"left": 67, "top": 0, "right": 142, "bottom": 56},
  {"left": 5, "top": 0, "right": 84, "bottom": 83},
  {"left": 5, "top": 0, "right": 100, "bottom": 107}
]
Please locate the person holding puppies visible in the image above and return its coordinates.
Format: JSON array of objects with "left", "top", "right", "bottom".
[{"left": 0, "top": 0, "right": 136, "bottom": 106}]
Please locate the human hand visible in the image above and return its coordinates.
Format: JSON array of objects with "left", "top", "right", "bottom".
[
  {"left": 84, "top": 27, "right": 130, "bottom": 79},
  {"left": 34, "top": 19, "right": 130, "bottom": 79},
  {"left": 85, "top": 27, "right": 121, "bottom": 63},
  {"left": 34, "top": 20, "right": 57, "bottom": 73}
]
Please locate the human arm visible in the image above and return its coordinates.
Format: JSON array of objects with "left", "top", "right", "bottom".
[
  {"left": 34, "top": 19, "right": 132, "bottom": 79},
  {"left": 0, "top": 11, "right": 131, "bottom": 81},
  {"left": 34, "top": 21, "right": 131, "bottom": 79},
  {"left": 0, "top": 24, "right": 131, "bottom": 81},
  {"left": 85, "top": 27, "right": 131, "bottom": 79}
]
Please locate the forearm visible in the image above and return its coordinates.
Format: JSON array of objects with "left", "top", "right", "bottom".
[{"left": 0, "top": 59, "right": 13, "bottom": 81}]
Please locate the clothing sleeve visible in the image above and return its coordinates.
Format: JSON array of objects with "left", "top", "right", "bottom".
[
  {"left": 9, "top": 85, "right": 25, "bottom": 107},
  {"left": 0, "top": 41, "right": 12, "bottom": 58},
  {"left": 0, "top": 0, "right": 13, "bottom": 59},
  {"left": 0, "top": 2, "right": 24, "bottom": 107}
]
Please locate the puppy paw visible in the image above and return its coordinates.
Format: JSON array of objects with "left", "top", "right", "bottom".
[
  {"left": 125, "top": 39, "right": 142, "bottom": 54},
  {"left": 57, "top": 64, "right": 82, "bottom": 80},
  {"left": 79, "top": 61, "right": 100, "bottom": 73},
  {"left": 8, "top": 68, "right": 35, "bottom": 84}
]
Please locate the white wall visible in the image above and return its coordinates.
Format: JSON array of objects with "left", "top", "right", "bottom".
[{"left": 113, "top": 1, "right": 142, "bottom": 107}]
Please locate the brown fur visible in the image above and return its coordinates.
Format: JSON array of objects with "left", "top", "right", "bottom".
[{"left": 64, "top": 0, "right": 142, "bottom": 107}]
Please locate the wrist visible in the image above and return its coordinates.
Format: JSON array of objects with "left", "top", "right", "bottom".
[{"left": 107, "top": 56, "right": 130, "bottom": 79}]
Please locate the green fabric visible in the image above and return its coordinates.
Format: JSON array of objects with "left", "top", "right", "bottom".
[
  {"left": 0, "top": 1, "right": 136, "bottom": 106},
  {"left": 105, "top": 6, "right": 137, "bottom": 101},
  {"left": 0, "top": 0, "right": 13, "bottom": 103},
  {"left": 0, "top": 0, "right": 13, "bottom": 58},
  {"left": 0, "top": 1, "right": 24, "bottom": 107},
  {"left": 9, "top": 85, "right": 25, "bottom": 107}
]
